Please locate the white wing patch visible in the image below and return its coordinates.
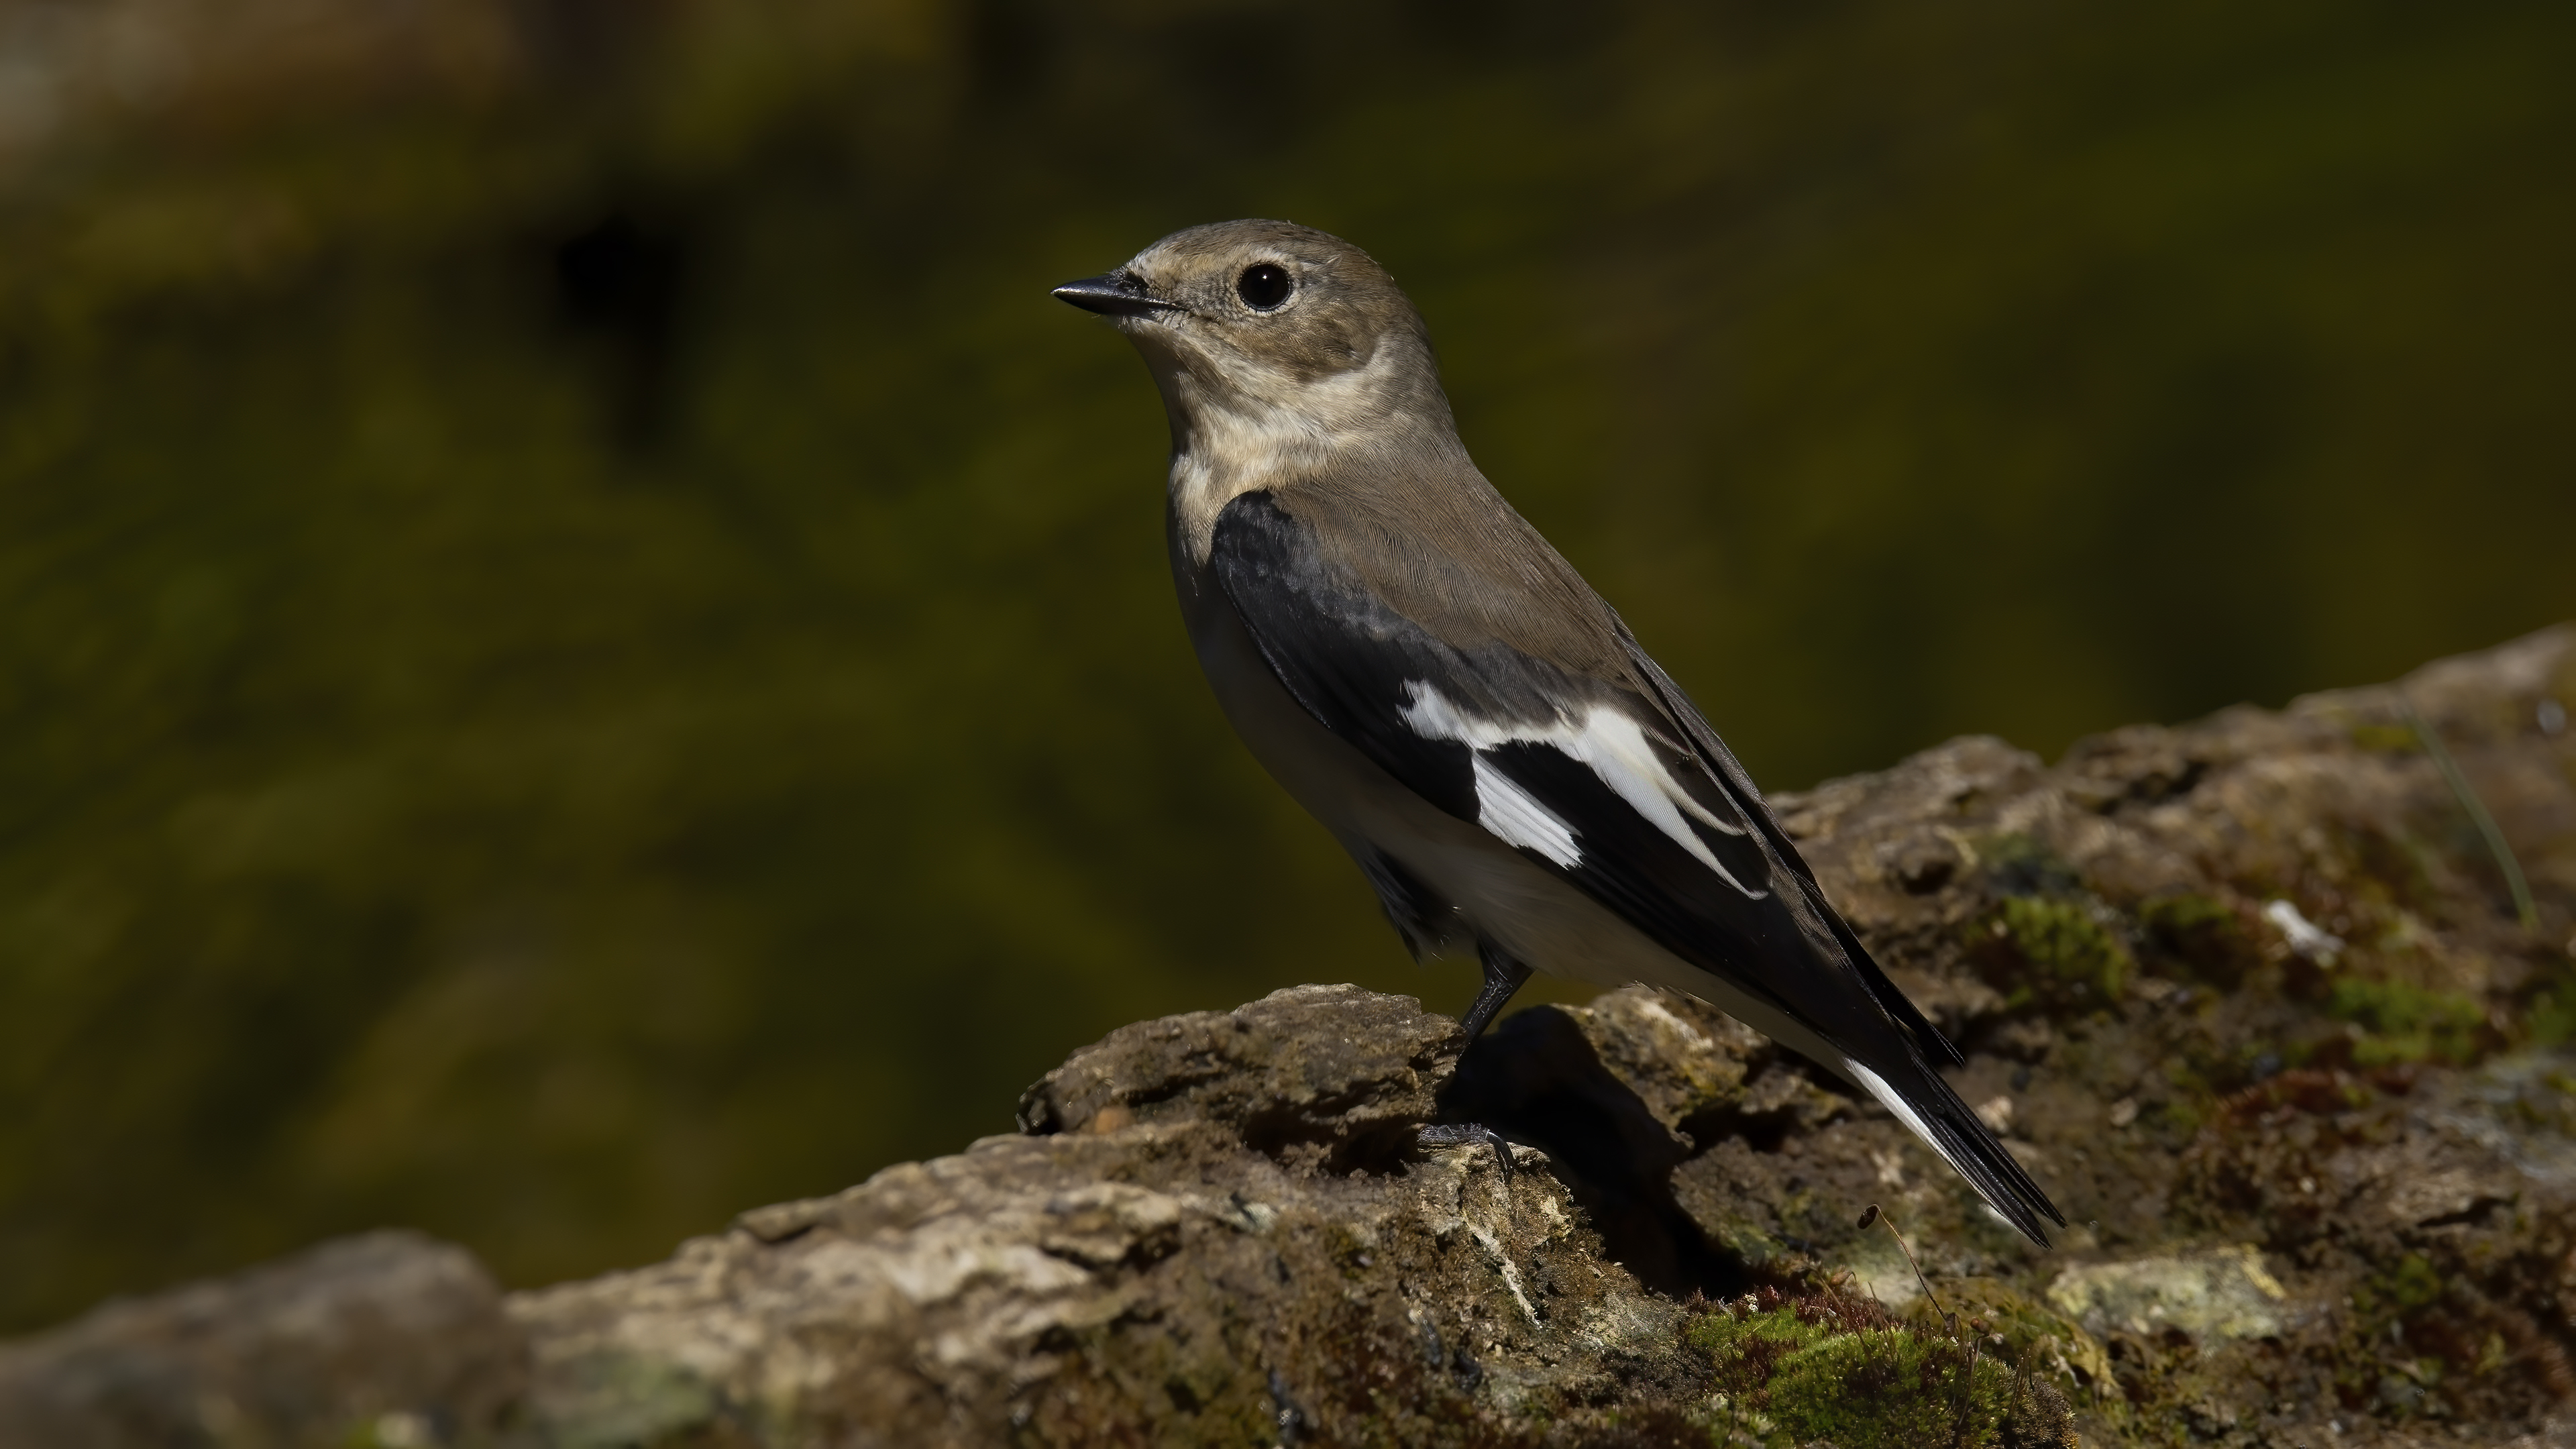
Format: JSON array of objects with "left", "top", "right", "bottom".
[
  {"left": 1470, "top": 754, "right": 1580, "bottom": 867},
  {"left": 1845, "top": 1058, "right": 1992, "bottom": 1218},
  {"left": 1398, "top": 682, "right": 1765, "bottom": 899}
]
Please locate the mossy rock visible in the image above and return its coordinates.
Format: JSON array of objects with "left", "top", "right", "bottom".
[
  {"left": 2327, "top": 977, "right": 2489, "bottom": 1065},
  {"left": 1688, "top": 1287, "right": 2077, "bottom": 1448},
  {"left": 1970, "top": 896, "right": 2134, "bottom": 1010},
  {"left": 2139, "top": 893, "right": 2258, "bottom": 989},
  {"left": 1907, "top": 1277, "right": 2112, "bottom": 1400}
]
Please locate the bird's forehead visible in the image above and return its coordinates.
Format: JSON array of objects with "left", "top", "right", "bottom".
[{"left": 1131, "top": 219, "right": 1346, "bottom": 277}]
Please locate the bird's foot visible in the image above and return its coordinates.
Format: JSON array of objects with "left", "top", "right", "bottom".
[{"left": 1416, "top": 1122, "right": 1515, "bottom": 1184}]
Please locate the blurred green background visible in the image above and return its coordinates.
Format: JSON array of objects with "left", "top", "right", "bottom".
[{"left": 2, "top": 0, "right": 2571, "bottom": 1332}]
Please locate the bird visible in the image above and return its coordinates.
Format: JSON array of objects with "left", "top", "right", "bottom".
[{"left": 1051, "top": 219, "right": 2063, "bottom": 1246}]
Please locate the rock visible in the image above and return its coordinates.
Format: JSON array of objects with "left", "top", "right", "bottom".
[
  {"left": 0, "top": 1230, "right": 524, "bottom": 1449},
  {"left": 1012, "top": 981, "right": 1458, "bottom": 1171},
  {"left": 2045, "top": 1244, "right": 2288, "bottom": 1340},
  {"left": 6, "top": 624, "right": 2576, "bottom": 1446},
  {"left": 511, "top": 984, "right": 1704, "bottom": 1447}
]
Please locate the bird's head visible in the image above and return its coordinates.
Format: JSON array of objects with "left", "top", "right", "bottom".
[{"left": 1052, "top": 220, "right": 1460, "bottom": 471}]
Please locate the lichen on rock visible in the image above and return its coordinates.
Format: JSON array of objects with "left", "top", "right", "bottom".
[{"left": 2045, "top": 1244, "right": 2288, "bottom": 1341}]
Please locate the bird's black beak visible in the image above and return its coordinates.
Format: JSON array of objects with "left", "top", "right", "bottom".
[{"left": 1051, "top": 270, "right": 1178, "bottom": 319}]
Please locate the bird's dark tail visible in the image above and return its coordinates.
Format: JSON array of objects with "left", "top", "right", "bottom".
[{"left": 1841, "top": 1046, "right": 2065, "bottom": 1248}]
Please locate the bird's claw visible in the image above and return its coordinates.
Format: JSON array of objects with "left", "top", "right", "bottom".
[{"left": 1417, "top": 1122, "right": 1515, "bottom": 1183}]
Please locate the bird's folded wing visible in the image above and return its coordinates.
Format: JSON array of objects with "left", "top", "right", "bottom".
[
  {"left": 1212, "top": 492, "right": 1851, "bottom": 1027},
  {"left": 1208, "top": 491, "right": 2063, "bottom": 1244}
]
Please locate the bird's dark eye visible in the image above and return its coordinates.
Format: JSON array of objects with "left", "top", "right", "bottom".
[{"left": 1236, "top": 263, "right": 1293, "bottom": 311}]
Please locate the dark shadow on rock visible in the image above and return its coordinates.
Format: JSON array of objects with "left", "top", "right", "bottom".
[{"left": 1438, "top": 1006, "right": 1748, "bottom": 1301}]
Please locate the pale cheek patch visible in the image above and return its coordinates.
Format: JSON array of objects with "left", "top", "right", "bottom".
[{"left": 1399, "top": 682, "right": 1764, "bottom": 899}]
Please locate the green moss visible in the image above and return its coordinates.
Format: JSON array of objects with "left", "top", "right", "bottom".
[
  {"left": 1913, "top": 1278, "right": 2112, "bottom": 1395},
  {"left": 2141, "top": 893, "right": 2233, "bottom": 934},
  {"left": 1984, "top": 896, "right": 2133, "bottom": 1004},
  {"left": 2383, "top": 1254, "right": 2444, "bottom": 1311},
  {"left": 1688, "top": 1297, "right": 2041, "bottom": 1448},
  {"left": 2328, "top": 978, "right": 2487, "bottom": 1065}
]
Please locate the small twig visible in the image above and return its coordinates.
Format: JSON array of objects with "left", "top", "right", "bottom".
[
  {"left": 2401, "top": 691, "right": 2540, "bottom": 933},
  {"left": 1856, "top": 1203, "right": 1949, "bottom": 1326},
  {"left": 1858, "top": 1203, "right": 1984, "bottom": 1442}
]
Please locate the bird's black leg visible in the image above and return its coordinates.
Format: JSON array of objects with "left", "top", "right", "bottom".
[
  {"left": 1417, "top": 943, "right": 1536, "bottom": 1182},
  {"left": 1456, "top": 943, "right": 1534, "bottom": 1044}
]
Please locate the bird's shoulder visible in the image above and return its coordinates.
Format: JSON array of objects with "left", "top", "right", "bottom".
[
  {"left": 1241, "top": 466, "right": 1637, "bottom": 690},
  {"left": 1207, "top": 484, "right": 1764, "bottom": 844}
]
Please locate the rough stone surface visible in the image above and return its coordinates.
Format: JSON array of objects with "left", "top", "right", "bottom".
[
  {"left": 5, "top": 625, "right": 2576, "bottom": 1446},
  {"left": 2046, "top": 1246, "right": 2288, "bottom": 1340},
  {"left": 512, "top": 983, "right": 1708, "bottom": 1447},
  {"left": 0, "top": 1230, "right": 525, "bottom": 1448}
]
